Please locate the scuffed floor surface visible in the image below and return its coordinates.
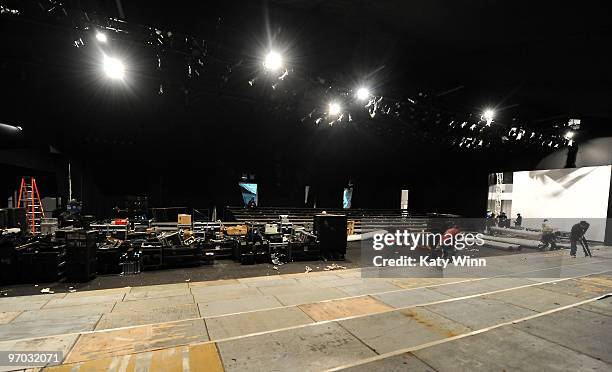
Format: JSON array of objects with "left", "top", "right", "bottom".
[{"left": 0, "top": 248, "right": 610, "bottom": 371}]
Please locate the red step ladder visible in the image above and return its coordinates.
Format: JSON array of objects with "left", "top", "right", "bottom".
[{"left": 17, "top": 176, "right": 45, "bottom": 234}]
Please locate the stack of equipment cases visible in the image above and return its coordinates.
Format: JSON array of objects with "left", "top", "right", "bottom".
[
  {"left": 237, "top": 240, "right": 254, "bottom": 265},
  {"left": 208, "top": 238, "right": 235, "bottom": 258},
  {"left": 54, "top": 229, "right": 68, "bottom": 244},
  {"left": 252, "top": 240, "right": 270, "bottom": 263},
  {"left": 0, "top": 231, "right": 20, "bottom": 284},
  {"left": 235, "top": 239, "right": 269, "bottom": 264},
  {"left": 65, "top": 230, "right": 97, "bottom": 281},
  {"left": 96, "top": 241, "right": 128, "bottom": 275},
  {"left": 19, "top": 243, "right": 66, "bottom": 283},
  {"left": 288, "top": 240, "right": 320, "bottom": 261},
  {"left": 163, "top": 244, "right": 203, "bottom": 268},
  {"left": 15, "top": 235, "right": 67, "bottom": 283},
  {"left": 119, "top": 246, "right": 142, "bottom": 275},
  {"left": 233, "top": 238, "right": 248, "bottom": 261},
  {"left": 191, "top": 240, "right": 215, "bottom": 265},
  {"left": 141, "top": 241, "right": 163, "bottom": 270}
]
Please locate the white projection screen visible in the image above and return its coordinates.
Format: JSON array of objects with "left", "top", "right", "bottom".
[{"left": 510, "top": 165, "right": 611, "bottom": 241}]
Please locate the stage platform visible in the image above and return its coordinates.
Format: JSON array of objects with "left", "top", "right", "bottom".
[{"left": 0, "top": 247, "right": 611, "bottom": 371}]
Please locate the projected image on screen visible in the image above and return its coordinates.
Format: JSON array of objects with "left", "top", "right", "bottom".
[
  {"left": 343, "top": 187, "right": 353, "bottom": 209},
  {"left": 487, "top": 165, "right": 611, "bottom": 241},
  {"left": 239, "top": 182, "right": 258, "bottom": 207}
]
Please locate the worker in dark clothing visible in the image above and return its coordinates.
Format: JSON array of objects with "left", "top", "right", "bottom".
[
  {"left": 515, "top": 213, "right": 522, "bottom": 227},
  {"left": 570, "top": 221, "right": 592, "bottom": 257},
  {"left": 484, "top": 211, "right": 494, "bottom": 234},
  {"left": 498, "top": 212, "right": 510, "bottom": 228}
]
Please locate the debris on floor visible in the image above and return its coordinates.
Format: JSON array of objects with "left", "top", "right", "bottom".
[
  {"left": 272, "top": 266, "right": 278, "bottom": 271},
  {"left": 304, "top": 265, "right": 312, "bottom": 273},
  {"left": 68, "top": 286, "right": 76, "bottom": 293},
  {"left": 40, "top": 288, "right": 55, "bottom": 294},
  {"left": 270, "top": 252, "right": 287, "bottom": 266},
  {"left": 324, "top": 263, "right": 346, "bottom": 271},
  {"left": 185, "top": 279, "right": 191, "bottom": 282}
]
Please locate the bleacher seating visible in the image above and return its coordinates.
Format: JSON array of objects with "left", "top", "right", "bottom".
[{"left": 225, "top": 206, "right": 430, "bottom": 234}]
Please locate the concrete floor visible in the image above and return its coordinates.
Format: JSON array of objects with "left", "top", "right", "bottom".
[{"left": 0, "top": 247, "right": 610, "bottom": 371}]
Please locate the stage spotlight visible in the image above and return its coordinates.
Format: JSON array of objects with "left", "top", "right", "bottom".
[
  {"left": 95, "top": 32, "right": 107, "bottom": 43},
  {"left": 565, "top": 130, "right": 575, "bottom": 140},
  {"left": 356, "top": 87, "right": 370, "bottom": 101},
  {"left": 263, "top": 51, "right": 283, "bottom": 71},
  {"left": 103, "top": 56, "right": 125, "bottom": 80},
  {"left": 328, "top": 102, "right": 342, "bottom": 116},
  {"left": 483, "top": 109, "right": 495, "bottom": 125}
]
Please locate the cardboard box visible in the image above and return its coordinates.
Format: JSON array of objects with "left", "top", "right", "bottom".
[
  {"left": 265, "top": 223, "right": 279, "bottom": 234},
  {"left": 178, "top": 214, "right": 192, "bottom": 225},
  {"left": 347, "top": 220, "right": 355, "bottom": 235},
  {"left": 226, "top": 225, "right": 247, "bottom": 236}
]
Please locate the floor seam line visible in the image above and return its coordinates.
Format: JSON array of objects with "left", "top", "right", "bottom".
[
  {"left": 409, "top": 304, "right": 479, "bottom": 333},
  {"left": 295, "top": 304, "right": 318, "bottom": 323},
  {"left": 410, "top": 352, "right": 443, "bottom": 372},
  {"left": 335, "top": 320, "right": 381, "bottom": 356}
]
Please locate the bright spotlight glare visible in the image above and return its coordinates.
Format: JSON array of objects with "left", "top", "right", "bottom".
[
  {"left": 263, "top": 51, "right": 283, "bottom": 71},
  {"left": 483, "top": 108, "right": 495, "bottom": 124},
  {"left": 328, "top": 102, "right": 341, "bottom": 116},
  {"left": 565, "top": 130, "right": 575, "bottom": 139},
  {"left": 356, "top": 87, "right": 370, "bottom": 101},
  {"left": 95, "top": 32, "right": 107, "bottom": 43},
  {"left": 103, "top": 56, "right": 125, "bottom": 80}
]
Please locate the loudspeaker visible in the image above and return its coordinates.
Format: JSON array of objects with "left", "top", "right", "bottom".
[
  {"left": 163, "top": 245, "right": 203, "bottom": 268},
  {"left": 314, "top": 214, "right": 347, "bottom": 260},
  {"left": 65, "top": 230, "right": 97, "bottom": 281}
]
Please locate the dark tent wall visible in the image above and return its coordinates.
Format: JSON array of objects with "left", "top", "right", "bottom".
[
  {"left": 4, "top": 132, "right": 599, "bottom": 219},
  {"left": 57, "top": 139, "right": 550, "bottom": 218},
  {"left": 1, "top": 130, "right": 564, "bottom": 218},
  {"left": 0, "top": 149, "right": 65, "bottom": 208}
]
